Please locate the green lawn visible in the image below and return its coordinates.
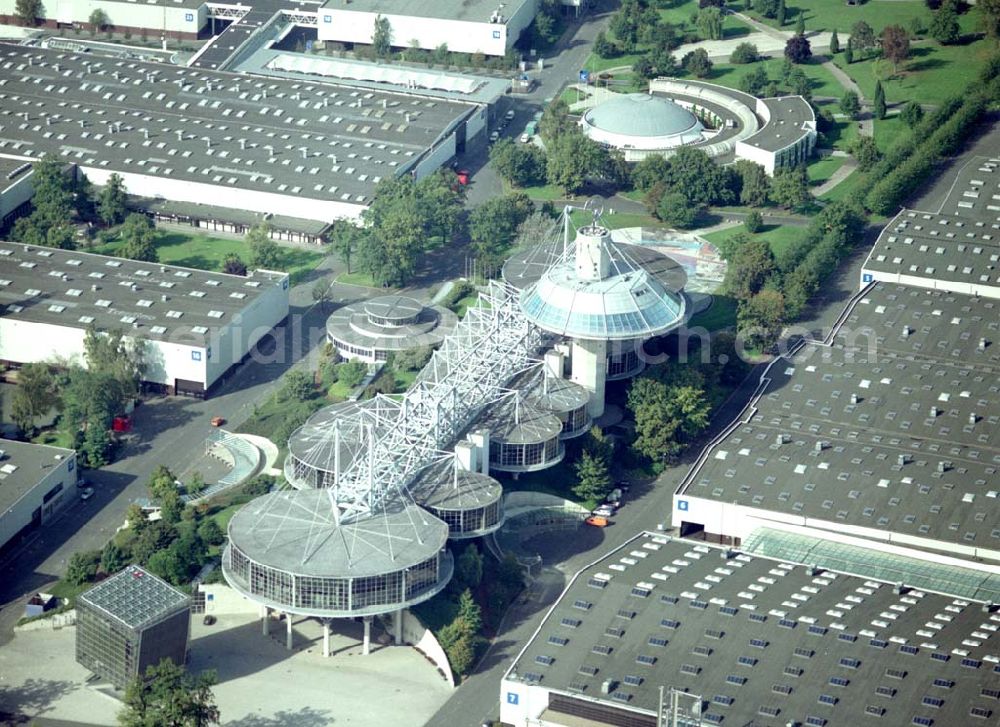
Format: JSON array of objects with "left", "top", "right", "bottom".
[
  {"left": 807, "top": 155, "right": 847, "bottom": 187},
  {"left": 743, "top": 0, "right": 934, "bottom": 34},
  {"left": 95, "top": 231, "right": 324, "bottom": 285},
  {"left": 818, "top": 166, "right": 868, "bottom": 203},
  {"left": 32, "top": 428, "right": 75, "bottom": 449},
  {"left": 830, "top": 38, "right": 994, "bottom": 106},
  {"left": 569, "top": 210, "right": 659, "bottom": 230},
  {"left": 519, "top": 182, "right": 568, "bottom": 201},
  {"left": 702, "top": 222, "right": 803, "bottom": 258},
  {"left": 657, "top": 0, "right": 753, "bottom": 39},
  {"left": 583, "top": 52, "right": 642, "bottom": 74},
  {"left": 452, "top": 292, "right": 481, "bottom": 318},
  {"left": 872, "top": 114, "right": 910, "bottom": 153},
  {"left": 336, "top": 270, "right": 380, "bottom": 287},
  {"left": 688, "top": 294, "right": 738, "bottom": 332},
  {"left": 706, "top": 57, "right": 845, "bottom": 100},
  {"left": 818, "top": 110, "right": 860, "bottom": 152}
]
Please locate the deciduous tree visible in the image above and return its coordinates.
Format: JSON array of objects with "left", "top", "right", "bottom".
[
  {"left": 247, "top": 224, "right": 281, "bottom": 270},
  {"left": 730, "top": 42, "right": 759, "bottom": 64},
  {"left": 839, "top": 90, "right": 861, "bottom": 119},
  {"left": 735, "top": 159, "right": 771, "bottom": 207},
  {"left": 930, "top": 3, "right": 961, "bottom": 44},
  {"left": 725, "top": 237, "right": 776, "bottom": 300},
  {"left": 900, "top": 100, "right": 924, "bottom": 128},
  {"left": 737, "top": 289, "right": 787, "bottom": 352},
  {"left": 221, "top": 253, "right": 247, "bottom": 276},
  {"left": 573, "top": 450, "right": 612, "bottom": 501},
  {"left": 456, "top": 544, "right": 483, "bottom": 589},
  {"left": 770, "top": 165, "right": 810, "bottom": 208},
  {"left": 881, "top": 25, "right": 911, "bottom": 70},
  {"left": 98, "top": 173, "right": 128, "bottom": 226},
  {"left": 119, "top": 213, "right": 158, "bottom": 262},
  {"left": 784, "top": 34, "right": 811, "bottom": 63},
  {"left": 696, "top": 7, "right": 724, "bottom": 40},
  {"left": 372, "top": 15, "right": 392, "bottom": 57},
  {"left": 850, "top": 21, "right": 876, "bottom": 55},
  {"left": 682, "top": 48, "right": 713, "bottom": 77},
  {"left": 14, "top": 0, "right": 42, "bottom": 26},
  {"left": 11, "top": 362, "right": 58, "bottom": 436},
  {"left": 118, "top": 658, "right": 220, "bottom": 727}
]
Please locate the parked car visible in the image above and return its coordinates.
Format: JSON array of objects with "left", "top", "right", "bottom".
[
  {"left": 211, "top": 416, "right": 226, "bottom": 427},
  {"left": 520, "top": 132, "right": 530, "bottom": 143},
  {"left": 489, "top": 130, "right": 500, "bottom": 143},
  {"left": 76, "top": 479, "right": 90, "bottom": 489},
  {"left": 456, "top": 169, "right": 470, "bottom": 186},
  {"left": 606, "top": 488, "right": 624, "bottom": 506},
  {"left": 593, "top": 504, "right": 615, "bottom": 518},
  {"left": 585, "top": 515, "right": 609, "bottom": 527},
  {"left": 505, "top": 109, "right": 516, "bottom": 121},
  {"left": 80, "top": 488, "right": 94, "bottom": 501}
]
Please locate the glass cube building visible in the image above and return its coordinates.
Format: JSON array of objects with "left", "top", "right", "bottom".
[{"left": 76, "top": 565, "right": 191, "bottom": 689}]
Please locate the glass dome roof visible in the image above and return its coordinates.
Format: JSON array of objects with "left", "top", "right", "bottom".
[
  {"left": 518, "top": 230, "right": 686, "bottom": 341},
  {"left": 582, "top": 93, "right": 701, "bottom": 139}
]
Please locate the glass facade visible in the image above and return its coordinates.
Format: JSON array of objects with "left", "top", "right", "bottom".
[
  {"left": 489, "top": 436, "right": 562, "bottom": 471},
  {"left": 224, "top": 543, "right": 450, "bottom": 616},
  {"left": 429, "top": 499, "right": 503, "bottom": 537},
  {"left": 561, "top": 406, "right": 591, "bottom": 437},
  {"left": 607, "top": 349, "right": 642, "bottom": 379}
]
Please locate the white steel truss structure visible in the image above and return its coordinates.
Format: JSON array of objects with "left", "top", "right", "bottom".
[
  {"left": 285, "top": 280, "right": 548, "bottom": 525},
  {"left": 204, "top": 4, "right": 252, "bottom": 21}
]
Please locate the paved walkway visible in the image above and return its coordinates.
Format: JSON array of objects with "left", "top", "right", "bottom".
[{"left": 812, "top": 156, "right": 859, "bottom": 197}]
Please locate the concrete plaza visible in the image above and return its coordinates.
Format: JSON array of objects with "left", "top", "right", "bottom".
[{"left": 0, "top": 613, "right": 452, "bottom": 726}]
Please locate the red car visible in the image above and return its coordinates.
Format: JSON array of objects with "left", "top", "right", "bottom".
[{"left": 210, "top": 416, "right": 226, "bottom": 427}]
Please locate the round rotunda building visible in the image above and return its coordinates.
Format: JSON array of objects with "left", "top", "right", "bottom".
[
  {"left": 326, "top": 294, "right": 457, "bottom": 363},
  {"left": 580, "top": 93, "right": 705, "bottom": 151}
]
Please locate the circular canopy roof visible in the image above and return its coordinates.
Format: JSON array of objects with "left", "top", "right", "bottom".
[
  {"left": 363, "top": 295, "right": 424, "bottom": 324},
  {"left": 581, "top": 94, "right": 704, "bottom": 150},
  {"left": 228, "top": 491, "right": 448, "bottom": 578}
]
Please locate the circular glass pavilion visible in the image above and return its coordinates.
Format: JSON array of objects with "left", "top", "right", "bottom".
[
  {"left": 326, "top": 294, "right": 457, "bottom": 363},
  {"left": 224, "top": 491, "right": 453, "bottom": 618},
  {"left": 409, "top": 461, "right": 505, "bottom": 539},
  {"left": 285, "top": 401, "right": 365, "bottom": 489}
]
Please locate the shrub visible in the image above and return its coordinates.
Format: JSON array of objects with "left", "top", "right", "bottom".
[{"left": 730, "top": 42, "right": 759, "bottom": 64}]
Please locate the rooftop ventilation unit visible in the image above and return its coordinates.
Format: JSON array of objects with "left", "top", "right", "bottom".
[{"left": 601, "top": 679, "right": 616, "bottom": 695}]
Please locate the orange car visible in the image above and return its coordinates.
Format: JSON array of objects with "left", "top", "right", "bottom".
[
  {"left": 210, "top": 416, "right": 226, "bottom": 427},
  {"left": 585, "top": 515, "right": 609, "bottom": 528}
]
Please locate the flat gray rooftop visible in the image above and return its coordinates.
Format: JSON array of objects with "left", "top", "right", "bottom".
[
  {"left": 0, "top": 241, "right": 288, "bottom": 343},
  {"left": 79, "top": 565, "right": 189, "bottom": 631},
  {"left": 865, "top": 156, "right": 1000, "bottom": 292},
  {"left": 0, "top": 438, "right": 75, "bottom": 516},
  {"left": 679, "top": 282, "right": 1000, "bottom": 551},
  {"left": 509, "top": 531, "right": 1000, "bottom": 727},
  {"left": 320, "top": 0, "right": 533, "bottom": 23},
  {"left": 743, "top": 95, "right": 815, "bottom": 153},
  {"left": 0, "top": 42, "right": 474, "bottom": 204},
  {"left": 0, "top": 157, "right": 32, "bottom": 192}
]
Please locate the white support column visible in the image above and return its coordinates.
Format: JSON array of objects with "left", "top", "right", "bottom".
[
  {"left": 393, "top": 609, "right": 403, "bottom": 645},
  {"left": 285, "top": 613, "right": 293, "bottom": 651},
  {"left": 322, "top": 619, "right": 331, "bottom": 658},
  {"left": 363, "top": 615, "right": 372, "bottom": 655},
  {"left": 261, "top": 605, "right": 270, "bottom": 636},
  {"left": 571, "top": 338, "right": 608, "bottom": 418}
]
